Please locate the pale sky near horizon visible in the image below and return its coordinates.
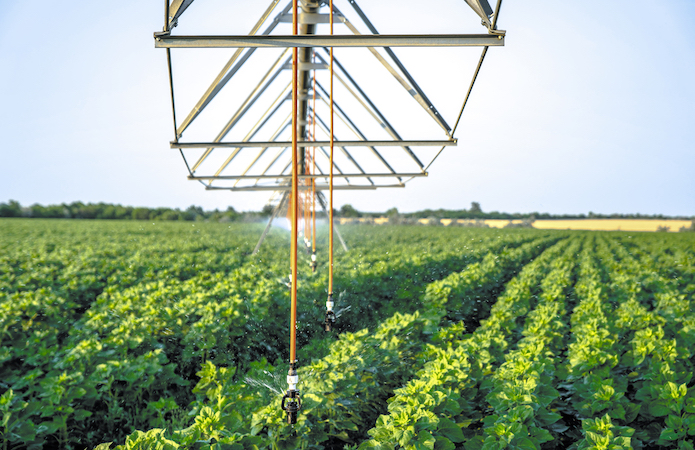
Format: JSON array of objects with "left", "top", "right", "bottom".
[{"left": 1, "top": 0, "right": 693, "bottom": 216}]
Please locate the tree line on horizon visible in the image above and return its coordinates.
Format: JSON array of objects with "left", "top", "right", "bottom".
[{"left": 0, "top": 199, "right": 692, "bottom": 223}]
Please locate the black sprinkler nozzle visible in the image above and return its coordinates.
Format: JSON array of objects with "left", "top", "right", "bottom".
[
  {"left": 281, "top": 390, "right": 301, "bottom": 424},
  {"left": 281, "top": 363, "right": 301, "bottom": 424},
  {"left": 324, "top": 310, "right": 336, "bottom": 332},
  {"left": 324, "top": 293, "right": 336, "bottom": 331}
]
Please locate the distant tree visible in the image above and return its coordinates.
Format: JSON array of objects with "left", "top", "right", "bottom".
[
  {"left": 132, "top": 208, "right": 151, "bottom": 221},
  {"left": 183, "top": 205, "right": 203, "bottom": 221},
  {"left": 260, "top": 204, "right": 274, "bottom": 217},
  {"left": 385, "top": 207, "right": 399, "bottom": 217},
  {"left": 679, "top": 221, "right": 694, "bottom": 232},
  {"left": 98, "top": 205, "right": 116, "bottom": 219},
  {"left": 114, "top": 205, "right": 131, "bottom": 220},
  {"left": 470, "top": 202, "right": 482, "bottom": 214},
  {"left": 222, "top": 206, "right": 241, "bottom": 222},
  {"left": 0, "top": 200, "right": 22, "bottom": 217},
  {"left": 159, "top": 210, "right": 179, "bottom": 221},
  {"left": 340, "top": 204, "right": 360, "bottom": 218}
]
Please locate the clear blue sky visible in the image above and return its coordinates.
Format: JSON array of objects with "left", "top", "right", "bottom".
[{"left": 1, "top": 0, "right": 693, "bottom": 215}]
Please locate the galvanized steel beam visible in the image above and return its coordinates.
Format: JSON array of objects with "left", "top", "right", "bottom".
[
  {"left": 172, "top": 140, "right": 456, "bottom": 148},
  {"left": 189, "top": 172, "right": 426, "bottom": 180},
  {"left": 204, "top": 184, "right": 404, "bottom": 191},
  {"left": 154, "top": 34, "right": 504, "bottom": 48}
]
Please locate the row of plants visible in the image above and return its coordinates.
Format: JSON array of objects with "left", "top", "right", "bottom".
[
  {"left": 598, "top": 236, "right": 695, "bottom": 449},
  {"left": 0, "top": 220, "right": 553, "bottom": 448},
  {"left": 84, "top": 234, "right": 568, "bottom": 449},
  {"left": 476, "top": 237, "right": 580, "bottom": 450},
  {"left": 357, "top": 237, "right": 579, "bottom": 449},
  {"left": 550, "top": 235, "right": 695, "bottom": 449},
  {"left": 613, "top": 233, "right": 695, "bottom": 291},
  {"left": 4, "top": 219, "right": 694, "bottom": 450},
  {"left": 557, "top": 236, "right": 637, "bottom": 449}
]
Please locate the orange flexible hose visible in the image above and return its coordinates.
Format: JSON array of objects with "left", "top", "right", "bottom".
[
  {"left": 328, "top": 0, "right": 334, "bottom": 296},
  {"left": 290, "top": 0, "right": 298, "bottom": 363},
  {"left": 312, "top": 55, "right": 317, "bottom": 253}
]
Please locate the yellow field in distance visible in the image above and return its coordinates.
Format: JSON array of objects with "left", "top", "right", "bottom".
[
  {"left": 339, "top": 217, "right": 693, "bottom": 232},
  {"left": 529, "top": 219, "right": 693, "bottom": 232}
]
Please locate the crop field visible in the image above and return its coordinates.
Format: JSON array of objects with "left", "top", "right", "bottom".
[{"left": 1, "top": 219, "right": 694, "bottom": 450}]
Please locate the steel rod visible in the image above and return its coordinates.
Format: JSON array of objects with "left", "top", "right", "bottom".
[
  {"left": 311, "top": 111, "right": 374, "bottom": 185},
  {"left": 236, "top": 115, "right": 292, "bottom": 186},
  {"left": 252, "top": 190, "right": 289, "bottom": 255},
  {"left": 212, "top": 81, "right": 292, "bottom": 178},
  {"left": 190, "top": 50, "right": 291, "bottom": 172},
  {"left": 315, "top": 79, "right": 424, "bottom": 169},
  {"left": 188, "top": 172, "right": 427, "bottom": 180},
  {"left": 345, "top": 0, "right": 451, "bottom": 133},
  {"left": 175, "top": 0, "right": 287, "bottom": 136},
  {"left": 172, "top": 140, "right": 456, "bottom": 148},
  {"left": 154, "top": 34, "right": 505, "bottom": 48},
  {"left": 203, "top": 184, "right": 405, "bottom": 191},
  {"left": 330, "top": 5, "right": 450, "bottom": 134}
]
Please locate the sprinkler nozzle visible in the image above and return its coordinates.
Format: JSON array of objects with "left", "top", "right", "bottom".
[
  {"left": 324, "top": 294, "right": 336, "bottom": 331},
  {"left": 281, "top": 362, "right": 301, "bottom": 424}
]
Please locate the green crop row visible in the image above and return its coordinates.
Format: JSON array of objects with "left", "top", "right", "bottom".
[
  {"left": 357, "top": 237, "right": 577, "bottom": 449},
  {"left": 476, "top": 237, "right": 581, "bottom": 450},
  {"left": 0, "top": 219, "right": 554, "bottom": 448},
  {"left": 92, "top": 234, "right": 564, "bottom": 449},
  {"left": 3, "top": 219, "right": 694, "bottom": 450},
  {"left": 559, "top": 237, "right": 637, "bottom": 449},
  {"left": 598, "top": 236, "right": 695, "bottom": 449}
]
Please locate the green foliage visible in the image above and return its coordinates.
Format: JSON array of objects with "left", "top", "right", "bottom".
[{"left": 3, "top": 219, "right": 695, "bottom": 450}]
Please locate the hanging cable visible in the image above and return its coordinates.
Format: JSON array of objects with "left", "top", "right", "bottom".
[
  {"left": 325, "top": 0, "right": 336, "bottom": 332},
  {"left": 311, "top": 58, "right": 318, "bottom": 273},
  {"left": 281, "top": 0, "right": 301, "bottom": 426}
]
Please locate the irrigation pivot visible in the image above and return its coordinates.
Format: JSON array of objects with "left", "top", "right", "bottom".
[{"left": 155, "top": 0, "right": 505, "bottom": 426}]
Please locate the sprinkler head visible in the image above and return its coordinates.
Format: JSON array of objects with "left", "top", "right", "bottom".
[
  {"left": 281, "top": 363, "right": 301, "bottom": 424},
  {"left": 325, "top": 294, "right": 336, "bottom": 331},
  {"left": 324, "top": 310, "right": 336, "bottom": 331}
]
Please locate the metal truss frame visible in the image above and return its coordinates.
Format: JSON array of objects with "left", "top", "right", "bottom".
[{"left": 156, "top": 0, "right": 505, "bottom": 192}]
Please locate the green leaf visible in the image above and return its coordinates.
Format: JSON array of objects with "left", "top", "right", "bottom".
[
  {"left": 437, "top": 417, "right": 464, "bottom": 443},
  {"left": 73, "top": 409, "right": 92, "bottom": 421},
  {"left": 531, "top": 427, "right": 553, "bottom": 444},
  {"left": 666, "top": 415, "right": 683, "bottom": 430},
  {"left": 434, "top": 436, "right": 456, "bottom": 450},
  {"left": 415, "top": 430, "right": 436, "bottom": 450},
  {"left": 649, "top": 401, "right": 671, "bottom": 417},
  {"left": 535, "top": 408, "right": 561, "bottom": 426},
  {"left": 515, "top": 437, "right": 539, "bottom": 450},
  {"left": 660, "top": 428, "right": 683, "bottom": 441},
  {"left": 222, "top": 411, "right": 243, "bottom": 432},
  {"left": 624, "top": 402, "right": 641, "bottom": 423}
]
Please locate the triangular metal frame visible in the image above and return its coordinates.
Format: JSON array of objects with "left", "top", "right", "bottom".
[{"left": 156, "top": 0, "right": 505, "bottom": 192}]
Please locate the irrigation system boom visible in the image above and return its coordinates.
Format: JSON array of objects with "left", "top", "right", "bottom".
[{"left": 155, "top": 0, "right": 505, "bottom": 425}]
